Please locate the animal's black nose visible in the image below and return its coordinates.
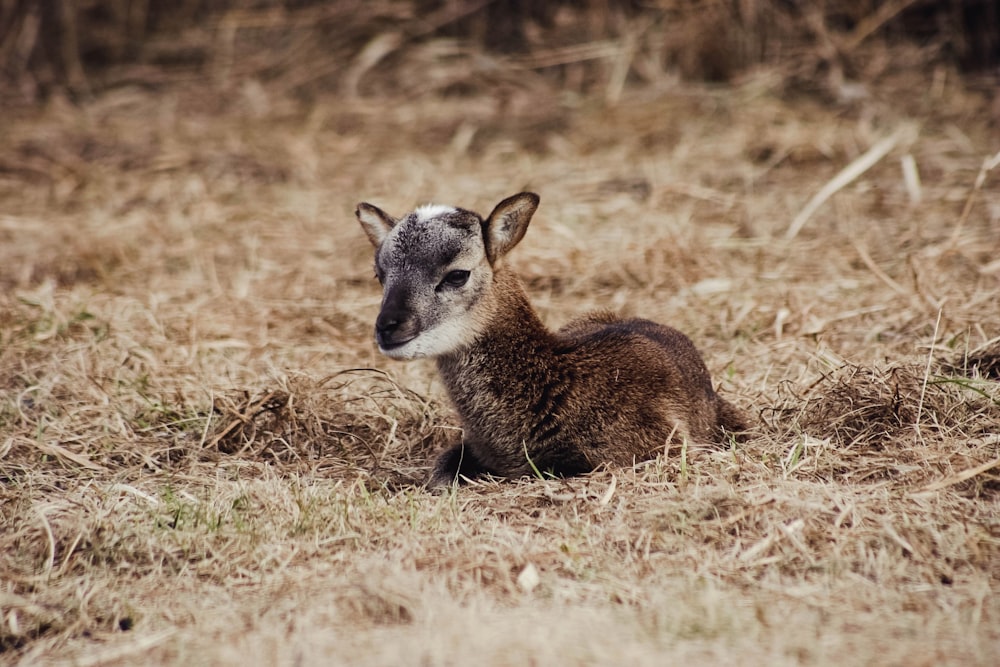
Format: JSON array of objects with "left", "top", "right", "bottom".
[
  {"left": 376, "top": 311, "right": 401, "bottom": 336},
  {"left": 375, "top": 287, "right": 416, "bottom": 349},
  {"left": 375, "top": 307, "right": 415, "bottom": 349}
]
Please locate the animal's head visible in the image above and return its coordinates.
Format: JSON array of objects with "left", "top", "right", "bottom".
[{"left": 356, "top": 192, "right": 539, "bottom": 360}]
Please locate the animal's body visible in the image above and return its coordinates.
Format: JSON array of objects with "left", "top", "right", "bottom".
[{"left": 356, "top": 192, "right": 748, "bottom": 486}]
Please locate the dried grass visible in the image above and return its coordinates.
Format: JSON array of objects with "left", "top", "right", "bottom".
[
  {"left": 1, "top": 34, "right": 999, "bottom": 665},
  {"left": 2, "top": 0, "right": 998, "bottom": 105},
  {"left": 205, "top": 370, "right": 452, "bottom": 487}
]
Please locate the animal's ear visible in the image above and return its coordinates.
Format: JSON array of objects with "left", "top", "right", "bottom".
[
  {"left": 483, "top": 192, "right": 539, "bottom": 263},
  {"left": 356, "top": 203, "right": 397, "bottom": 247}
]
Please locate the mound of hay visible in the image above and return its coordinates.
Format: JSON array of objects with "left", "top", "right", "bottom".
[
  {"left": 207, "top": 370, "right": 452, "bottom": 487},
  {"left": 941, "top": 339, "right": 1000, "bottom": 381},
  {"left": 767, "top": 361, "right": 1000, "bottom": 447}
]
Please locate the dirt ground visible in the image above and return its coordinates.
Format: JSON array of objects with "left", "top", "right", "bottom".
[{"left": 1, "top": 62, "right": 999, "bottom": 665}]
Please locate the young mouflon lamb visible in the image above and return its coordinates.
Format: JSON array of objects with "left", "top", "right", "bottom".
[{"left": 356, "top": 192, "right": 748, "bottom": 486}]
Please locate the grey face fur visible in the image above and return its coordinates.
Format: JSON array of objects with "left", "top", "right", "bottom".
[{"left": 356, "top": 193, "right": 539, "bottom": 360}]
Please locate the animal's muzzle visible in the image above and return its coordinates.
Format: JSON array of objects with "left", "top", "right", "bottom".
[
  {"left": 375, "top": 310, "right": 416, "bottom": 349},
  {"left": 375, "top": 286, "right": 417, "bottom": 349}
]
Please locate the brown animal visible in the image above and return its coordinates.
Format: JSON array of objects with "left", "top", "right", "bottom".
[{"left": 356, "top": 192, "right": 748, "bottom": 486}]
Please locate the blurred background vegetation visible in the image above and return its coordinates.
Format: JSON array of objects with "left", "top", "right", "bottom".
[{"left": 1, "top": 0, "right": 997, "bottom": 106}]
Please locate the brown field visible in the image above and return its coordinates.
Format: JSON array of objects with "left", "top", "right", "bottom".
[{"left": 2, "top": 50, "right": 1000, "bottom": 665}]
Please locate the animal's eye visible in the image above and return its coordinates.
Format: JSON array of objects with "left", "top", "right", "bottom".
[
  {"left": 440, "top": 270, "right": 470, "bottom": 289},
  {"left": 374, "top": 266, "right": 384, "bottom": 284}
]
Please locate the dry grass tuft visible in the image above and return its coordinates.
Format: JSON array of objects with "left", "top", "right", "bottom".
[
  {"left": 206, "top": 371, "right": 452, "bottom": 487},
  {"left": 769, "top": 362, "right": 1000, "bottom": 448},
  {"left": 943, "top": 338, "right": 1000, "bottom": 381},
  {"left": 760, "top": 361, "right": 1000, "bottom": 495}
]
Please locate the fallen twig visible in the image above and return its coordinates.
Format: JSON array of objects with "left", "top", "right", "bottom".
[
  {"left": 785, "top": 126, "right": 912, "bottom": 240},
  {"left": 911, "top": 453, "right": 1000, "bottom": 495}
]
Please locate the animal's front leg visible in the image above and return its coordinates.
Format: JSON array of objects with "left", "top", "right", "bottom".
[{"left": 428, "top": 442, "right": 489, "bottom": 487}]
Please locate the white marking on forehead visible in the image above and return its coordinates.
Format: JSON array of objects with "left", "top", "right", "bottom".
[{"left": 413, "top": 204, "right": 457, "bottom": 222}]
